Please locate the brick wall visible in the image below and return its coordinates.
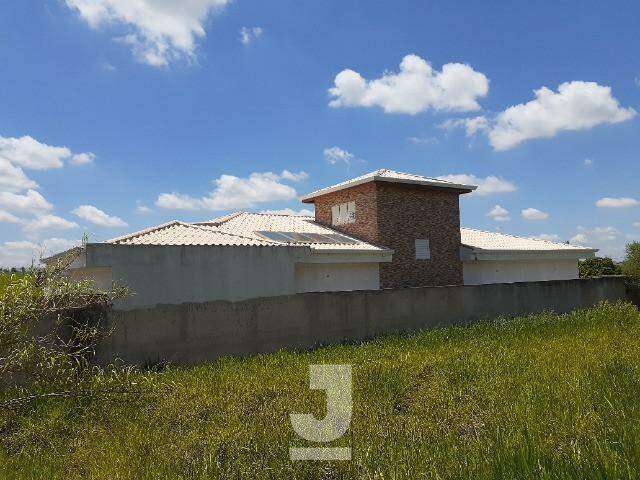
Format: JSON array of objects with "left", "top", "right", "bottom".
[{"left": 310, "top": 181, "right": 465, "bottom": 288}]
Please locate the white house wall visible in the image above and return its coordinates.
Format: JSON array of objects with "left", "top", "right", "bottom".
[
  {"left": 295, "top": 262, "right": 380, "bottom": 293},
  {"left": 463, "top": 259, "right": 579, "bottom": 285},
  {"left": 86, "top": 244, "right": 308, "bottom": 310}
]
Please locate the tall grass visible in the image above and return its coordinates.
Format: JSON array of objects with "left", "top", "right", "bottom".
[{"left": 2, "top": 301, "right": 640, "bottom": 479}]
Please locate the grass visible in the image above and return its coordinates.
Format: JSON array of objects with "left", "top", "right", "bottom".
[{"left": 2, "top": 301, "right": 640, "bottom": 479}]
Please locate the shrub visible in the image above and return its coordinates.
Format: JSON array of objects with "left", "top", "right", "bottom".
[{"left": 578, "top": 257, "right": 621, "bottom": 277}]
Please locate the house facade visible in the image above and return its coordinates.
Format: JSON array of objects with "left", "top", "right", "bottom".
[{"left": 48, "top": 169, "right": 597, "bottom": 309}]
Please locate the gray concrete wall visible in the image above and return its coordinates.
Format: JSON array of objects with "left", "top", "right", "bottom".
[
  {"left": 86, "top": 244, "right": 307, "bottom": 310},
  {"left": 96, "top": 276, "right": 627, "bottom": 365}
]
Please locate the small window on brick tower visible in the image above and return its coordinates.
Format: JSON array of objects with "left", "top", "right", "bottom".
[
  {"left": 415, "top": 239, "right": 430, "bottom": 260},
  {"left": 331, "top": 201, "right": 356, "bottom": 225}
]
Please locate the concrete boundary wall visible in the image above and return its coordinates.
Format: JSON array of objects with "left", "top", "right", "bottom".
[{"left": 97, "top": 277, "right": 627, "bottom": 365}]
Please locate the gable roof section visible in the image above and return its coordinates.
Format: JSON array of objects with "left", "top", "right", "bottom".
[
  {"left": 301, "top": 168, "right": 477, "bottom": 202},
  {"left": 105, "top": 221, "right": 279, "bottom": 246},
  {"left": 210, "top": 212, "right": 391, "bottom": 253},
  {"left": 461, "top": 228, "right": 597, "bottom": 256}
]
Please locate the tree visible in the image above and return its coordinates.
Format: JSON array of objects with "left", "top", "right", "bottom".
[
  {"left": 578, "top": 257, "right": 621, "bottom": 278},
  {"left": 621, "top": 242, "right": 640, "bottom": 284}
]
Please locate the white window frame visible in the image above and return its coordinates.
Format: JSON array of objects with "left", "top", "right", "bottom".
[
  {"left": 331, "top": 201, "right": 356, "bottom": 226},
  {"left": 415, "top": 238, "right": 431, "bottom": 260}
]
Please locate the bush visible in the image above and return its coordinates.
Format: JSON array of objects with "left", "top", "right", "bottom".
[
  {"left": 578, "top": 257, "right": 621, "bottom": 277},
  {"left": 621, "top": 242, "right": 640, "bottom": 285}
]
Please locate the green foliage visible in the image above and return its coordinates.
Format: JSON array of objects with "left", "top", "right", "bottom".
[
  {"left": 0, "top": 254, "right": 149, "bottom": 442},
  {"left": 1, "top": 301, "right": 640, "bottom": 479},
  {"left": 621, "top": 242, "right": 640, "bottom": 284},
  {"left": 578, "top": 256, "right": 621, "bottom": 277}
]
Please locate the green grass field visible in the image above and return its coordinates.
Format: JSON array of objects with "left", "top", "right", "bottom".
[{"left": 2, "top": 301, "right": 640, "bottom": 479}]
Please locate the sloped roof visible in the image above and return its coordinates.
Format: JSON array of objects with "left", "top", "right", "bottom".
[
  {"left": 461, "top": 228, "right": 597, "bottom": 253},
  {"left": 301, "top": 168, "right": 477, "bottom": 202},
  {"left": 105, "top": 221, "right": 278, "bottom": 247},
  {"left": 208, "top": 212, "right": 390, "bottom": 252}
]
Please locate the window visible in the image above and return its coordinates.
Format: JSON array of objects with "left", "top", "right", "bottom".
[
  {"left": 331, "top": 201, "right": 355, "bottom": 225},
  {"left": 415, "top": 239, "right": 430, "bottom": 260}
]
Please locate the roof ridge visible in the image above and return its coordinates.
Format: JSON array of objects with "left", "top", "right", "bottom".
[
  {"left": 461, "top": 227, "right": 584, "bottom": 248},
  {"left": 185, "top": 222, "right": 281, "bottom": 244},
  {"left": 106, "top": 220, "right": 181, "bottom": 244}
]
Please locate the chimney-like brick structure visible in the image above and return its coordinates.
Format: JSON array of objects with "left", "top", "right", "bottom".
[{"left": 308, "top": 180, "right": 466, "bottom": 288}]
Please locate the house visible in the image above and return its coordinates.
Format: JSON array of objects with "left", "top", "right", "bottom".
[{"left": 48, "top": 169, "right": 596, "bottom": 309}]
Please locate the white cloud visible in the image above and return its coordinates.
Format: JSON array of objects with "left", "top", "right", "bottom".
[
  {"left": 328, "top": 54, "right": 489, "bottom": 115},
  {"left": 0, "top": 238, "right": 80, "bottom": 268},
  {"left": 279, "top": 170, "right": 309, "bottom": 182},
  {"left": 156, "top": 171, "right": 303, "bottom": 211},
  {"left": 634, "top": 222, "right": 640, "bottom": 228},
  {"left": 530, "top": 233, "right": 561, "bottom": 242},
  {"left": 324, "top": 146, "right": 355, "bottom": 166},
  {"left": 596, "top": 197, "right": 639, "bottom": 208},
  {"left": 0, "top": 158, "right": 38, "bottom": 193},
  {"left": 135, "top": 203, "right": 154, "bottom": 214},
  {"left": 521, "top": 208, "right": 549, "bottom": 220},
  {"left": 488, "top": 81, "right": 636, "bottom": 150},
  {"left": 584, "top": 158, "right": 593, "bottom": 166},
  {"left": 23, "top": 215, "right": 79, "bottom": 233},
  {"left": 70, "top": 152, "right": 96, "bottom": 165},
  {"left": 437, "top": 174, "right": 517, "bottom": 196},
  {"left": 407, "top": 136, "right": 439, "bottom": 145},
  {"left": 570, "top": 226, "right": 624, "bottom": 258},
  {"left": 240, "top": 26, "right": 263, "bottom": 45},
  {"left": 0, "top": 190, "right": 53, "bottom": 214},
  {"left": 72, "top": 205, "right": 128, "bottom": 227},
  {"left": 0, "top": 135, "right": 95, "bottom": 171},
  {"left": 0, "top": 210, "right": 23, "bottom": 224},
  {"left": 486, "top": 204, "right": 510, "bottom": 222},
  {"left": 439, "top": 116, "right": 489, "bottom": 137},
  {"left": 635, "top": 77, "right": 640, "bottom": 87},
  {"left": 65, "top": 0, "right": 230, "bottom": 67},
  {"left": 259, "top": 208, "right": 314, "bottom": 217}
]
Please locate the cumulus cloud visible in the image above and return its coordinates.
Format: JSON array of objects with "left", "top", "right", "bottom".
[
  {"left": 70, "top": 152, "right": 96, "bottom": 165},
  {"left": 584, "top": 158, "right": 593, "bottom": 167},
  {"left": 530, "top": 233, "right": 562, "bottom": 242},
  {"left": 596, "top": 197, "right": 639, "bottom": 208},
  {"left": 324, "top": 146, "right": 355, "bottom": 166},
  {"left": 0, "top": 159, "right": 38, "bottom": 193},
  {"left": 259, "top": 208, "right": 314, "bottom": 217},
  {"left": 521, "top": 208, "right": 549, "bottom": 220},
  {"left": 72, "top": 205, "right": 128, "bottom": 227},
  {"left": 240, "top": 26, "right": 263, "bottom": 45},
  {"left": 634, "top": 222, "right": 640, "bottom": 228},
  {"left": 328, "top": 54, "right": 489, "bottom": 115},
  {"left": 0, "top": 190, "right": 53, "bottom": 214},
  {"left": 407, "top": 136, "right": 439, "bottom": 145},
  {"left": 486, "top": 204, "right": 510, "bottom": 222},
  {"left": 439, "top": 116, "right": 489, "bottom": 137},
  {"left": 437, "top": 174, "right": 517, "bottom": 196},
  {"left": 570, "top": 226, "right": 624, "bottom": 258},
  {"left": 489, "top": 81, "right": 636, "bottom": 150},
  {"left": 156, "top": 170, "right": 305, "bottom": 211},
  {"left": 135, "top": 203, "right": 154, "bottom": 214},
  {"left": 23, "top": 215, "right": 79, "bottom": 233},
  {"left": 0, "top": 237, "right": 80, "bottom": 268},
  {"left": 0, "top": 210, "right": 23, "bottom": 224},
  {"left": 65, "top": 0, "right": 230, "bottom": 67}
]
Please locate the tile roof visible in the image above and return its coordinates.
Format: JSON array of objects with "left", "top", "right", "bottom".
[
  {"left": 301, "top": 168, "right": 477, "bottom": 201},
  {"left": 461, "top": 228, "right": 597, "bottom": 253},
  {"left": 105, "top": 221, "right": 278, "bottom": 247},
  {"left": 211, "top": 212, "right": 390, "bottom": 252}
]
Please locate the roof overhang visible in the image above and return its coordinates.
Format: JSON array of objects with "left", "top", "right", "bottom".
[
  {"left": 301, "top": 175, "right": 476, "bottom": 202},
  {"left": 461, "top": 245, "right": 598, "bottom": 262}
]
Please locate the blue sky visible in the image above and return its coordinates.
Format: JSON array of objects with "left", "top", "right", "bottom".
[{"left": 1, "top": 0, "right": 639, "bottom": 265}]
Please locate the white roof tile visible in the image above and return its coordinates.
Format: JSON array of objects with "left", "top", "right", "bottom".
[
  {"left": 105, "top": 221, "right": 278, "bottom": 247},
  {"left": 212, "top": 212, "right": 389, "bottom": 252},
  {"left": 301, "top": 168, "right": 476, "bottom": 201},
  {"left": 461, "top": 228, "right": 597, "bottom": 253}
]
